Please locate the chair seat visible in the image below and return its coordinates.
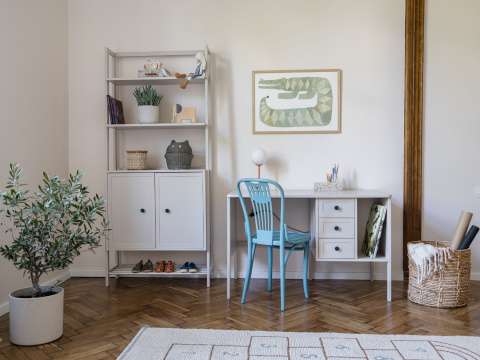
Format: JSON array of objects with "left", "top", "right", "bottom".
[{"left": 253, "top": 231, "right": 310, "bottom": 247}]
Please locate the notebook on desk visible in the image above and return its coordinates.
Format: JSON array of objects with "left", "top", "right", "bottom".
[{"left": 361, "top": 204, "right": 387, "bottom": 258}]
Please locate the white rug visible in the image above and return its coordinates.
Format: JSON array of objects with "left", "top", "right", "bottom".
[{"left": 118, "top": 326, "right": 480, "bottom": 360}]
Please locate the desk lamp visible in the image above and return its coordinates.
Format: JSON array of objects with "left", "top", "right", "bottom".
[{"left": 251, "top": 149, "right": 267, "bottom": 178}]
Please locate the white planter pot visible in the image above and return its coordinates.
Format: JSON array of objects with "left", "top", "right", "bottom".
[
  {"left": 9, "top": 286, "right": 64, "bottom": 346},
  {"left": 138, "top": 105, "right": 159, "bottom": 124}
]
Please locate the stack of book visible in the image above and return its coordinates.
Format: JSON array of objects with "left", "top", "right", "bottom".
[{"left": 107, "top": 95, "right": 125, "bottom": 124}]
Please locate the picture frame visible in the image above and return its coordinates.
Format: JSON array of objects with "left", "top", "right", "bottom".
[{"left": 252, "top": 69, "right": 341, "bottom": 134}]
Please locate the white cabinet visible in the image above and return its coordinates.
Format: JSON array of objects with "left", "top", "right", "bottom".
[
  {"left": 316, "top": 199, "right": 356, "bottom": 259},
  {"left": 108, "top": 173, "right": 155, "bottom": 250},
  {"left": 156, "top": 172, "right": 205, "bottom": 250},
  {"left": 104, "top": 46, "right": 211, "bottom": 286}
]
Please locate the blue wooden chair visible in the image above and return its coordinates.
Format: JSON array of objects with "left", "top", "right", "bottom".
[{"left": 236, "top": 178, "right": 310, "bottom": 311}]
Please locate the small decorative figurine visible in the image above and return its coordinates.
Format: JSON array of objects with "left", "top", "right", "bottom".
[
  {"left": 164, "top": 140, "right": 194, "bottom": 169},
  {"left": 173, "top": 104, "right": 196, "bottom": 123},
  {"left": 175, "top": 52, "right": 206, "bottom": 89}
]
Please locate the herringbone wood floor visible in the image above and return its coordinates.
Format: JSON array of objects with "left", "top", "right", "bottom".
[{"left": 0, "top": 277, "right": 479, "bottom": 359}]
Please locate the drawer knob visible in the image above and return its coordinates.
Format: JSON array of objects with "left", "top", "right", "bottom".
[
  {"left": 334, "top": 205, "right": 340, "bottom": 210},
  {"left": 140, "top": 208, "right": 145, "bottom": 213},
  {"left": 165, "top": 209, "right": 170, "bottom": 214},
  {"left": 334, "top": 226, "right": 340, "bottom": 231},
  {"left": 335, "top": 246, "right": 340, "bottom": 251}
]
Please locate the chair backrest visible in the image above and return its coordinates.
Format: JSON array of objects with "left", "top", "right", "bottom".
[{"left": 236, "top": 178, "right": 285, "bottom": 246}]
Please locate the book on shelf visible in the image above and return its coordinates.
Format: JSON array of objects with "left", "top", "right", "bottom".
[
  {"left": 361, "top": 204, "right": 387, "bottom": 258},
  {"left": 106, "top": 95, "right": 125, "bottom": 124}
]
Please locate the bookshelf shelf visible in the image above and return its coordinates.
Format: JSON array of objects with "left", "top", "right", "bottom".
[
  {"left": 106, "top": 123, "right": 206, "bottom": 130},
  {"left": 106, "top": 76, "right": 205, "bottom": 86}
]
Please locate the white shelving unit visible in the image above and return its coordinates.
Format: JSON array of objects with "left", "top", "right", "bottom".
[{"left": 104, "top": 46, "right": 211, "bottom": 286}]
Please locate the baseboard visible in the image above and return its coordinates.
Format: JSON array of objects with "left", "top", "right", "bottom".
[
  {"left": 69, "top": 269, "right": 105, "bottom": 277},
  {"left": 0, "top": 271, "right": 72, "bottom": 317},
  {"left": 213, "top": 270, "right": 405, "bottom": 281}
]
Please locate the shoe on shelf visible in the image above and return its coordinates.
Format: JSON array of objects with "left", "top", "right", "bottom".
[
  {"left": 143, "top": 259, "right": 154, "bottom": 272},
  {"left": 155, "top": 260, "right": 166, "bottom": 273},
  {"left": 165, "top": 261, "right": 175, "bottom": 273},
  {"left": 188, "top": 262, "right": 199, "bottom": 273},
  {"left": 132, "top": 260, "right": 143, "bottom": 273},
  {"left": 179, "top": 262, "right": 190, "bottom": 273}
]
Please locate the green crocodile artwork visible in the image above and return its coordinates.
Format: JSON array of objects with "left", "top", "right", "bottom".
[{"left": 258, "top": 77, "right": 333, "bottom": 127}]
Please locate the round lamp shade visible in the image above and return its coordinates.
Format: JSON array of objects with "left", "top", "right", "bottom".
[{"left": 251, "top": 148, "right": 267, "bottom": 165}]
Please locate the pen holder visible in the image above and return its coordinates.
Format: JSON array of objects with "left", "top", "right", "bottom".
[{"left": 314, "top": 182, "right": 343, "bottom": 191}]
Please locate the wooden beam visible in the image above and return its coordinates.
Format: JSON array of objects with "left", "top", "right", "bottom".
[{"left": 404, "top": 0, "right": 424, "bottom": 278}]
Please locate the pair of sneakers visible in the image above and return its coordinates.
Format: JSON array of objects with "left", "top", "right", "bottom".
[
  {"left": 132, "top": 259, "right": 153, "bottom": 273},
  {"left": 179, "top": 262, "right": 199, "bottom": 273}
]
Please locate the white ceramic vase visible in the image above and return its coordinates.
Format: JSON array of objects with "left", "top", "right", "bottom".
[
  {"left": 138, "top": 105, "right": 159, "bottom": 124},
  {"left": 9, "top": 286, "right": 64, "bottom": 346}
]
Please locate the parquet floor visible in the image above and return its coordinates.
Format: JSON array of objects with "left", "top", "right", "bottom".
[{"left": 0, "top": 277, "right": 479, "bottom": 359}]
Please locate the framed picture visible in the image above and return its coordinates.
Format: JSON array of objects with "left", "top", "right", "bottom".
[{"left": 252, "top": 69, "right": 341, "bottom": 134}]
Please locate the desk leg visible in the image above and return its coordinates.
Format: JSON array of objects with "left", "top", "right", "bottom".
[
  {"left": 227, "top": 197, "right": 238, "bottom": 299},
  {"left": 386, "top": 198, "right": 392, "bottom": 301},
  {"left": 387, "top": 259, "right": 392, "bottom": 301},
  {"left": 227, "top": 197, "right": 232, "bottom": 299}
]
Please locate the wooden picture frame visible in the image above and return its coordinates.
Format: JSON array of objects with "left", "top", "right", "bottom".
[{"left": 252, "top": 69, "right": 341, "bottom": 134}]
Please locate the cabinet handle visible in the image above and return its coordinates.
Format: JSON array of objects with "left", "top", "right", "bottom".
[
  {"left": 335, "top": 246, "right": 340, "bottom": 251},
  {"left": 140, "top": 208, "right": 145, "bottom": 213},
  {"left": 334, "top": 226, "right": 340, "bottom": 231},
  {"left": 334, "top": 205, "right": 340, "bottom": 211},
  {"left": 165, "top": 209, "right": 170, "bottom": 214}
]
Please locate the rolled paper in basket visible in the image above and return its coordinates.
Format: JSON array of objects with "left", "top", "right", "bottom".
[
  {"left": 450, "top": 211, "right": 473, "bottom": 250},
  {"left": 458, "top": 225, "right": 479, "bottom": 250}
]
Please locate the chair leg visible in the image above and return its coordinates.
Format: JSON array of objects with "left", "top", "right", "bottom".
[
  {"left": 303, "top": 243, "right": 309, "bottom": 299},
  {"left": 268, "top": 246, "right": 273, "bottom": 292},
  {"left": 242, "top": 244, "right": 256, "bottom": 304},
  {"left": 280, "top": 250, "right": 286, "bottom": 311}
]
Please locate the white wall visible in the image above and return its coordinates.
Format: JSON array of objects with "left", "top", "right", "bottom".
[
  {"left": 0, "top": 0, "right": 69, "bottom": 313},
  {"left": 68, "top": 0, "right": 405, "bottom": 280},
  {"left": 423, "top": 0, "right": 480, "bottom": 273}
]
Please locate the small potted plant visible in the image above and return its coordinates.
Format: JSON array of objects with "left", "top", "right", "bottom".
[
  {"left": 133, "top": 84, "right": 163, "bottom": 124},
  {"left": 0, "top": 163, "right": 109, "bottom": 346}
]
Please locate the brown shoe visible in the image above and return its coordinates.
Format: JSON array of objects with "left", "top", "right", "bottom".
[
  {"left": 155, "top": 261, "right": 166, "bottom": 273},
  {"left": 165, "top": 261, "right": 175, "bottom": 273}
]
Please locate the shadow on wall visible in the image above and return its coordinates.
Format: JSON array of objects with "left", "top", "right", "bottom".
[{"left": 265, "top": 156, "right": 288, "bottom": 182}]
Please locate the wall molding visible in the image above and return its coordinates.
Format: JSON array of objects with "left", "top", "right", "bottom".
[{"left": 404, "top": 0, "right": 425, "bottom": 278}]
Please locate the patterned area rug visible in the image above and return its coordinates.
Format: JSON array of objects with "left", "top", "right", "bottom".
[{"left": 118, "top": 326, "right": 480, "bottom": 360}]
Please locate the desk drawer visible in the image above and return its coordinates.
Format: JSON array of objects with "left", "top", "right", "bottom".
[
  {"left": 318, "top": 199, "right": 355, "bottom": 218},
  {"left": 318, "top": 218, "right": 355, "bottom": 238},
  {"left": 318, "top": 240, "right": 355, "bottom": 259}
]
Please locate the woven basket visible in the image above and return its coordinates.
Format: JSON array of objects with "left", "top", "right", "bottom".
[
  {"left": 126, "top": 150, "right": 147, "bottom": 170},
  {"left": 407, "top": 240, "right": 471, "bottom": 308},
  {"left": 165, "top": 153, "right": 193, "bottom": 170}
]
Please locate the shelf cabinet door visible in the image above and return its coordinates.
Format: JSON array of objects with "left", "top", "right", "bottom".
[
  {"left": 155, "top": 172, "right": 205, "bottom": 250},
  {"left": 107, "top": 173, "right": 156, "bottom": 250}
]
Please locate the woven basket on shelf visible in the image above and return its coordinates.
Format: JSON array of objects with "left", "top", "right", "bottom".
[
  {"left": 126, "top": 150, "right": 147, "bottom": 170},
  {"left": 407, "top": 240, "right": 471, "bottom": 308}
]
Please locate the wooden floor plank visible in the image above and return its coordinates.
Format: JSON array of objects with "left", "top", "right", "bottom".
[{"left": 0, "top": 277, "right": 479, "bottom": 359}]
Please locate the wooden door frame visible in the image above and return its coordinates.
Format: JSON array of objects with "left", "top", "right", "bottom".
[{"left": 404, "top": 0, "right": 424, "bottom": 277}]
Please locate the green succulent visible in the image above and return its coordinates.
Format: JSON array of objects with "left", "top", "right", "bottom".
[{"left": 133, "top": 84, "right": 163, "bottom": 106}]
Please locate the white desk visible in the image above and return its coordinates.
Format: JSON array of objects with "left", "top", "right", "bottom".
[{"left": 227, "top": 189, "right": 392, "bottom": 300}]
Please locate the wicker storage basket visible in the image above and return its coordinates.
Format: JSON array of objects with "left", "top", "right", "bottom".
[
  {"left": 407, "top": 240, "right": 471, "bottom": 308},
  {"left": 165, "top": 153, "right": 193, "bottom": 170},
  {"left": 126, "top": 150, "right": 147, "bottom": 170}
]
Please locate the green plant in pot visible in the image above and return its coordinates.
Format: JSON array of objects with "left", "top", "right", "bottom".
[
  {"left": 0, "top": 163, "right": 109, "bottom": 346},
  {"left": 133, "top": 84, "right": 163, "bottom": 124}
]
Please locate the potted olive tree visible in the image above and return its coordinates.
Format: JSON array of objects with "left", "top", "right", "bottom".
[
  {"left": 133, "top": 84, "right": 163, "bottom": 124},
  {"left": 0, "top": 163, "right": 109, "bottom": 346}
]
